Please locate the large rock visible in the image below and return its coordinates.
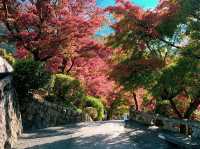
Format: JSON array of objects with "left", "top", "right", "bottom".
[
  {"left": 85, "top": 107, "right": 98, "bottom": 120},
  {"left": 0, "top": 57, "right": 22, "bottom": 149}
]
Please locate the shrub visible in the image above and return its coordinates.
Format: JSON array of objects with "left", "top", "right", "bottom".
[
  {"left": 84, "top": 96, "right": 105, "bottom": 120},
  {"left": 52, "top": 74, "right": 85, "bottom": 106},
  {"left": 0, "top": 48, "right": 15, "bottom": 65},
  {"left": 13, "top": 59, "right": 51, "bottom": 98}
]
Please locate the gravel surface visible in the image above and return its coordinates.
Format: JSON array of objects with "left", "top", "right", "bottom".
[{"left": 14, "top": 120, "right": 175, "bottom": 149}]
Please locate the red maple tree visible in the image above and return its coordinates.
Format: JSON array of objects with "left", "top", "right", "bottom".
[
  {"left": 70, "top": 40, "right": 118, "bottom": 105},
  {"left": 0, "top": 0, "right": 104, "bottom": 72},
  {"left": 0, "top": 0, "right": 124, "bottom": 107}
]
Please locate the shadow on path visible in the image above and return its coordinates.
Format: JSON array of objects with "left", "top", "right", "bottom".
[{"left": 15, "top": 121, "right": 176, "bottom": 149}]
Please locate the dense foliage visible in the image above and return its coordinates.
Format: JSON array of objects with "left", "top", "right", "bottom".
[
  {"left": 152, "top": 57, "right": 200, "bottom": 119},
  {"left": 47, "top": 74, "right": 105, "bottom": 121},
  {"left": 71, "top": 43, "right": 117, "bottom": 105},
  {"left": 0, "top": 0, "right": 119, "bottom": 110},
  {"left": 0, "top": 0, "right": 104, "bottom": 73},
  {"left": 107, "top": 0, "right": 200, "bottom": 122},
  {"left": 51, "top": 74, "right": 85, "bottom": 106},
  {"left": 13, "top": 59, "right": 50, "bottom": 98}
]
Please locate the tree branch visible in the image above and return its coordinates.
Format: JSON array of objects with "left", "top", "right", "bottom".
[
  {"left": 158, "top": 37, "right": 183, "bottom": 49},
  {"left": 133, "top": 91, "right": 139, "bottom": 111},
  {"left": 66, "top": 58, "right": 74, "bottom": 74}
]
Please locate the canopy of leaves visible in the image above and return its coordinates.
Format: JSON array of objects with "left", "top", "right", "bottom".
[
  {"left": 106, "top": 0, "right": 200, "bottom": 119},
  {"left": 152, "top": 56, "right": 200, "bottom": 101},
  {"left": 0, "top": 0, "right": 104, "bottom": 72}
]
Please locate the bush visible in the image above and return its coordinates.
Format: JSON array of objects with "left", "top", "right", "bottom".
[
  {"left": 13, "top": 59, "right": 51, "bottom": 98},
  {"left": 51, "top": 75, "right": 105, "bottom": 120},
  {"left": 0, "top": 48, "right": 15, "bottom": 65},
  {"left": 52, "top": 74, "right": 85, "bottom": 106},
  {"left": 84, "top": 96, "right": 105, "bottom": 120}
]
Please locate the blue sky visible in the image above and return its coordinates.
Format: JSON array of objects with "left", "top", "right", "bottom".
[
  {"left": 96, "top": 0, "right": 159, "bottom": 36},
  {"left": 97, "top": 0, "right": 158, "bottom": 9}
]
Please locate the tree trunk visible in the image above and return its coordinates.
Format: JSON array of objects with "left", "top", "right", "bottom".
[
  {"left": 133, "top": 91, "right": 139, "bottom": 111},
  {"left": 107, "top": 109, "right": 112, "bottom": 120},
  {"left": 168, "top": 98, "right": 188, "bottom": 134},
  {"left": 168, "top": 98, "right": 183, "bottom": 119}
]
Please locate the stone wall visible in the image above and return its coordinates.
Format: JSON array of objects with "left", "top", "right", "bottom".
[
  {"left": 21, "top": 98, "right": 92, "bottom": 131},
  {"left": 0, "top": 76, "right": 22, "bottom": 149},
  {"left": 129, "top": 109, "right": 200, "bottom": 139}
]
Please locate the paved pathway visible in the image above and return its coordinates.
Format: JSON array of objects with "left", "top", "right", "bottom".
[{"left": 14, "top": 121, "right": 175, "bottom": 149}]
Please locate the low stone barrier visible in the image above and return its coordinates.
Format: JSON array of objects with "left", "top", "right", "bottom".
[
  {"left": 21, "top": 98, "right": 92, "bottom": 130},
  {"left": 129, "top": 109, "right": 200, "bottom": 139}
]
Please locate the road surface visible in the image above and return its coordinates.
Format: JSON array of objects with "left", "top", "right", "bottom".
[{"left": 14, "top": 121, "right": 175, "bottom": 149}]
